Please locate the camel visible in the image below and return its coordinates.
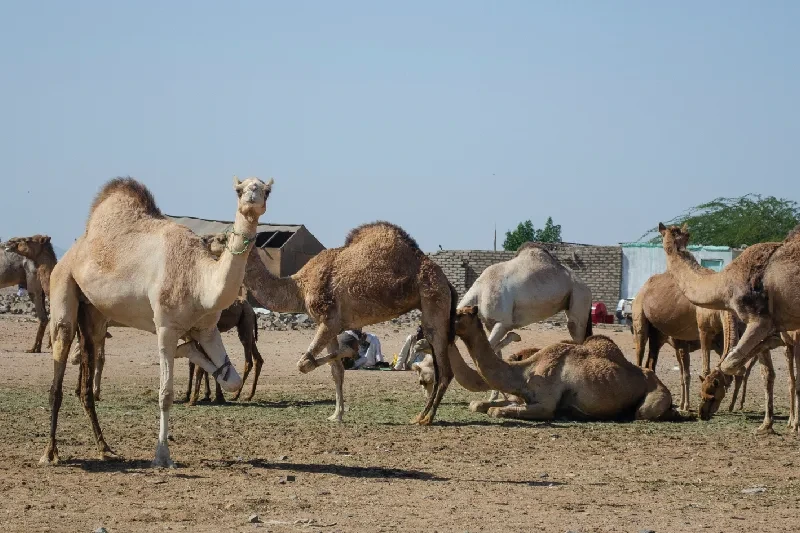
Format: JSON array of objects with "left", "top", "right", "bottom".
[
  {"left": 698, "top": 331, "right": 797, "bottom": 434},
  {"left": 42, "top": 176, "right": 271, "bottom": 467},
  {"left": 632, "top": 272, "right": 737, "bottom": 411},
  {"left": 1, "top": 235, "right": 58, "bottom": 352},
  {"left": 453, "top": 306, "right": 678, "bottom": 421},
  {"left": 659, "top": 222, "right": 800, "bottom": 430},
  {"left": 459, "top": 242, "right": 593, "bottom": 347},
  {"left": 228, "top": 221, "right": 457, "bottom": 424},
  {"left": 185, "top": 296, "right": 264, "bottom": 404}
]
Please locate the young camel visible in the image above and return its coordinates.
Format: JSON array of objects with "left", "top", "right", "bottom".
[
  {"left": 1, "top": 235, "right": 58, "bottom": 352},
  {"left": 659, "top": 222, "right": 800, "bottom": 432},
  {"left": 454, "top": 306, "right": 677, "bottom": 421},
  {"left": 42, "top": 176, "right": 270, "bottom": 467},
  {"left": 185, "top": 295, "right": 264, "bottom": 404},
  {"left": 214, "top": 221, "right": 457, "bottom": 425},
  {"left": 632, "top": 271, "right": 738, "bottom": 411}
]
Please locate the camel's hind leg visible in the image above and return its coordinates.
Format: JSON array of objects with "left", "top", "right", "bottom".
[
  {"left": 328, "top": 357, "right": 345, "bottom": 423},
  {"left": 673, "top": 343, "right": 691, "bottom": 412},
  {"left": 786, "top": 344, "right": 796, "bottom": 428},
  {"left": 231, "top": 317, "right": 255, "bottom": 401},
  {"left": 40, "top": 266, "right": 79, "bottom": 466},
  {"left": 755, "top": 350, "right": 775, "bottom": 435},
  {"left": 633, "top": 313, "right": 649, "bottom": 368},
  {"left": 244, "top": 341, "right": 264, "bottom": 402},
  {"left": 184, "top": 362, "right": 195, "bottom": 403},
  {"left": 28, "top": 287, "right": 49, "bottom": 353},
  {"left": 93, "top": 331, "right": 107, "bottom": 401},
  {"left": 76, "top": 302, "right": 117, "bottom": 460},
  {"left": 793, "top": 340, "right": 800, "bottom": 434}
]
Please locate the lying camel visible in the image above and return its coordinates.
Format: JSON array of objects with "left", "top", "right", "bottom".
[
  {"left": 185, "top": 295, "right": 264, "bottom": 404},
  {"left": 454, "top": 306, "right": 678, "bottom": 421}
]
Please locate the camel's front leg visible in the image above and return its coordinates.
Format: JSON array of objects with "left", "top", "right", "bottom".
[
  {"left": 794, "top": 341, "right": 800, "bottom": 434},
  {"left": 486, "top": 402, "right": 556, "bottom": 421},
  {"left": 755, "top": 350, "right": 775, "bottom": 435},
  {"left": 719, "top": 319, "right": 773, "bottom": 374},
  {"left": 783, "top": 342, "right": 796, "bottom": 428},
  {"left": 469, "top": 399, "right": 514, "bottom": 413},
  {"left": 297, "top": 323, "right": 338, "bottom": 374},
  {"left": 328, "top": 359, "right": 346, "bottom": 423},
  {"left": 154, "top": 327, "right": 178, "bottom": 468},
  {"left": 29, "top": 288, "right": 49, "bottom": 353}
]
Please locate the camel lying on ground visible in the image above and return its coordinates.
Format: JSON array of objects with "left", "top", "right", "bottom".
[
  {"left": 1, "top": 235, "right": 58, "bottom": 352},
  {"left": 453, "top": 306, "right": 678, "bottom": 421}
]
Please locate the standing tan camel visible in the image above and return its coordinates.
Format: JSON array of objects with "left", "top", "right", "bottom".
[
  {"left": 459, "top": 242, "right": 593, "bottom": 347},
  {"left": 659, "top": 223, "right": 800, "bottom": 431},
  {"left": 632, "top": 272, "right": 737, "bottom": 411},
  {"left": 229, "top": 222, "right": 456, "bottom": 424},
  {"left": 453, "top": 306, "right": 677, "bottom": 421},
  {"left": 185, "top": 296, "right": 264, "bottom": 404},
  {"left": 42, "top": 176, "right": 271, "bottom": 467},
  {"left": 1, "top": 235, "right": 57, "bottom": 352}
]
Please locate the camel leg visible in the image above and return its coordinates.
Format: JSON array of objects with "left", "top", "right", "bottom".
[
  {"left": 328, "top": 357, "right": 346, "bottom": 423},
  {"left": 28, "top": 288, "right": 49, "bottom": 353},
  {"left": 565, "top": 297, "right": 591, "bottom": 343},
  {"left": 755, "top": 350, "right": 775, "bottom": 435},
  {"left": 674, "top": 344, "right": 690, "bottom": 412},
  {"left": 636, "top": 375, "right": 674, "bottom": 421},
  {"left": 719, "top": 319, "right": 773, "bottom": 374},
  {"left": 153, "top": 326, "right": 179, "bottom": 468},
  {"left": 633, "top": 315, "right": 649, "bottom": 368},
  {"left": 738, "top": 357, "right": 757, "bottom": 411},
  {"left": 93, "top": 330, "right": 107, "bottom": 401},
  {"left": 786, "top": 345, "right": 796, "bottom": 428},
  {"left": 76, "top": 303, "right": 117, "bottom": 460},
  {"left": 184, "top": 361, "right": 195, "bottom": 403},
  {"left": 297, "top": 322, "right": 339, "bottom": 374},
  {"left": 644, "top": 328, "right": 664, "bottom": 372},
  {"left": 469, "top": 399, "right": 513, "bottom": 413},
  {"left": 411, "top": 294, "right": 454, "bottom": 426},
  {"left": 486, "top": 400, "right": 557, "bottom": 420},
  {"left": 40, "top": 268, "right": 79, "bottom": 466},
  {"left": 213, "top": 380, "right": 225, "bottom": 404},
  {"left": 486, "top": 322, "right": 510, "bottom": 350},
  {"left": 794, "top": 342, "right": 800, "bottom": 434},
  {"left": 231, "top": 320, "right": 253, "bottom": 401},
  {"left": 188, "top": 366, "right": 202, "bottom": 405},
  {"left": 699, "top": 329, "right": 714, "bottom": 377},
  {"left": 203, "top": 371, "right": 212, "bottom": 401},
  {"left": 244, "top": 341, "right": 263, "bottom": 402}
]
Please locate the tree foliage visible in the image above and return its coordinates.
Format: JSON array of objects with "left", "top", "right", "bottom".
[
  {"left": 503, "top": 217, "right": 562, "bottom": 251},
  {"left": 640, "top": 195, "right": 800, "bottom": 247}
]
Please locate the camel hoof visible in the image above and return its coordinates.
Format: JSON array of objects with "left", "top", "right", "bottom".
[
  {"left": 326, "top": 413, "right": 344, "bottom": 423},
  {"left": 25, "top": 348, "right": 40, "bottom": 354},
  {"left": 469, "top": 400, "right": 489, "bottom": 413},
  {"left": 230, "top": 392, "right": 242, "bottom": 401},
  {"left": 414, "top": 415, "right": 433, "bottom": 426},
  {"left": 99, "top": 448, "right": 121, "bottom": 461},
  {"left": 244, "top": 394, "right": 255, "bottom": 402},
  {"left": 755, "top": 425, "right": 776, "bottom": 436},
  {"left": 213, "top": 396, "right": 226, "bottom": 405},
  {"left": 39, "top": 449, "right": 60, "bottom": 466},
  {"left": 297, "top": 358, "right": 317, "bottom": 374}
]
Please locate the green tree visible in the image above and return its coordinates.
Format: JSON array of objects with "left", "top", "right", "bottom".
[
  {"left": 641, "top": 195, "right": 800, "bottom": 247},
  {"left": 502, "top": 217, "right": 562, "bottom": 251}
]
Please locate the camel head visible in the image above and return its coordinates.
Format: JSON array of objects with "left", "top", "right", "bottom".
[
  {"left": 697, "top": 368, "right": 733, "bottom": 420},
  {"left": 201, "top": 233, "right": 228, "bottom": 258},
  {"left": 410, "top": 346, "right": 435, "bottom": 400},
  {"left": 3, "top": 234, "right": 52, "bottom": 261},
  {"left": 658, "top": 222, "right": 691, "bottom": 254},
  {"left": 454, "top": 306, "right": 483, "bottom": 338},
  {"left": 233, "top": 176, "right": 273, "bottom": 221}
]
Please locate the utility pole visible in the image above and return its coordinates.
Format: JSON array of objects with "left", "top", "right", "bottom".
[{"left": 493, "top": 223, "right": 497, "bottom": 251}]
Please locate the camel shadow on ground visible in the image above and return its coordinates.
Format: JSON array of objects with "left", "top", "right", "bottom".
[
  {"left": 61, "top": 458, "right": 205, "bottom": 476},
  {"left": 248, "top": 460, "right": 448, "bottom": 481}
]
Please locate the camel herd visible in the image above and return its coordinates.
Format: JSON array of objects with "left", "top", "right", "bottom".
[{"left": 1, "top": 177, "right": 799, "bottom": 468}]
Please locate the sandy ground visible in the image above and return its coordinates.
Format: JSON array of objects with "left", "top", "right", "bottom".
[{"left": 0, "top": 316, "right": 798, "bottom": 533}]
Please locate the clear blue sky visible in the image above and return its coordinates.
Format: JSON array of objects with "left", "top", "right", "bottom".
[{"left": 1, "top": 1, "right": 798, "bottom": 252}]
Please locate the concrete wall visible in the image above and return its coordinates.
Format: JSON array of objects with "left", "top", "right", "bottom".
[{"left": 429, "top": 244, "right": 623, "bottom": 311}]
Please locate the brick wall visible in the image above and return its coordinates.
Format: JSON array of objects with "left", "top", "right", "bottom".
[{"left": 429, "top": 244, "right": 622, "bottom": 312}]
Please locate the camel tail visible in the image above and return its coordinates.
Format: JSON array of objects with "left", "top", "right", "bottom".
[{"left": 448, "top": 284, "right": 458, "bottom": 343}]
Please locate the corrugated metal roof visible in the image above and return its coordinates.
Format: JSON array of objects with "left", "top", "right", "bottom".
[{"left": 166, "top": 215, "right": 302, "bottom": 236}]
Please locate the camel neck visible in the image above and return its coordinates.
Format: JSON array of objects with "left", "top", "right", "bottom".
[
  {"left": 243, "top": 252, "right": 306, "bottom": 313},
  {"left": 204, "top": 210, "right": 258, "bottom": 311},
  {"left": 447, "top": 344, "right": 491, "bottom": 392},
  {"left": 460, "top": 329, "right": 526, "bottom": 393},
  {"left": 663, "top": 247, "right": 727, "bottom": 309}
]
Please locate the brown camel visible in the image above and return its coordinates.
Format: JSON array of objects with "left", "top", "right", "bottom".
[
  {"left": 1, "top": 235, "right": 58, "bottom": 352},
  {"left": 632, "top": 272, "right": 737, "bottom": 411},
  {"left": 454, "top": 306, "right": 677, "bottom": 421},
  {"left": 42, "top": 176, "right": 271, "bottom": 467},
  {"left": 226, "top": 221, "right": 456, "bottom": 424},
  {"left": 659, "top": 222, "right": 800, "bottom": 431},
  {"left": 185, "top": 295, "right": 264, "bottom": 404}
]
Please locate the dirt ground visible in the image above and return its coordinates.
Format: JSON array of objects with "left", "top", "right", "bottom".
[{"left": 0, "top": 316, "right": 798, "bottom": 533}]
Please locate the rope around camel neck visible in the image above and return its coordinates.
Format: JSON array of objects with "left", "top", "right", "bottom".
[{"left": 225, "top": 227, "right": 256, "bottom": 255}]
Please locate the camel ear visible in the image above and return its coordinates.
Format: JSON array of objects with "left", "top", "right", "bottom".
[
  {"left": 233, "top": 175, "right": 244, "bottom": 191},
  {"left": 468, "top": 306, "right": 479, "bottom": 316},
  {"left": 265, "top": 178, "right": 274, "bottom": 188},
  {"left": 698, "top": 373, "right": 707, "bottom": 383},
  {"left": 681, "top": 223, "right": 689, "bottom": 233},
  {"left": 658, "top": 222, "right": 667, "bottom": 235}
]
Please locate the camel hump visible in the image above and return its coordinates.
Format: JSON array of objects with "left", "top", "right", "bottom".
[
  {"left": 89, "top": 177, "right": 163, "bottom": 222},
  {"left": 343, "top": 221, "right": 420, "bottom": 251},
  {"left": 581, "top": 335, "right": 624, "bottom": 356},
  {"left": 514, "top": 241, "right": 557, "bottom": 260}
]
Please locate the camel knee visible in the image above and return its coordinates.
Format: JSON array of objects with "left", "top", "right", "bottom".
[{"left": 159, "top": 388, "right": 174, "bottom": 408}]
